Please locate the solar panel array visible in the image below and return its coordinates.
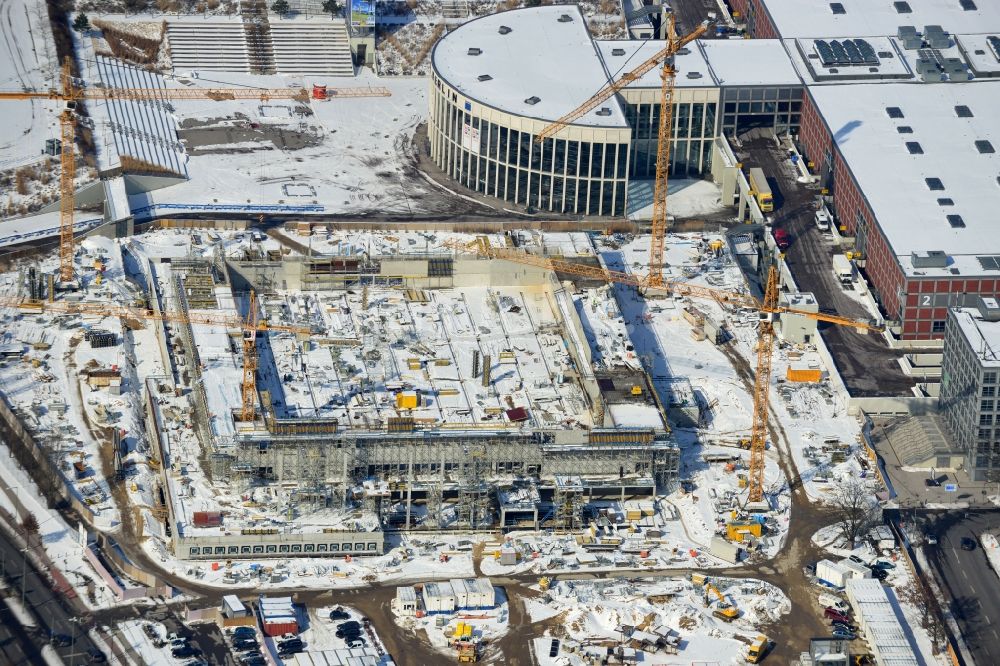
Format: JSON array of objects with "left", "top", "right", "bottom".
[
  {"left": 988, "top": 35, "right": 1000, "bottom": 63},
  {"left": 814, "top": 39, "right": 880, "bottom": 67}
]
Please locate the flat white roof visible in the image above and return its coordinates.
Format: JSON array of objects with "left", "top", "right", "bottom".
[
  {"left": 594, "top": 40, "right": 714, "bottom": 89},
  {"left": 757, "top": 0, "right": 1000, "bottom": 39},
  {"left": 957, "top": 34, "right": 1000, "bottom": 77},
  {"left": 432, "top": 5, "right": 628, "bottom": 127},
  {"left": 951, "top": 308, "right": 1000, "bottom": 367},
  {"left": 809, "top": 82, "right": 1000, "bottom": 277},
  {"left": 595, "top": 39, "right": 802, "bottom": 89},
  {"left": 698, "top": 39, "right": 801, "bottom": 86}
]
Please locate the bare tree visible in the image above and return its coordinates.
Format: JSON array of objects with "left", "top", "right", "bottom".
[
  {"left": 829, "top": 478, "right": 880, "bottom": 547},
  {"left": 896, "top": 571, "right": 949, "bottom": 654}
]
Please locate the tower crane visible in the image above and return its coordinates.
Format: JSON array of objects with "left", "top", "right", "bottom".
[
  {"left": 535, "top": 15, "right": 707, "bottom": 287},
  {"left": 0, "top": 292, "right": 310, "bottom": 423},
  {"left": 0, "top": 57, "right": 391, "bottom": 283},
  {"left": 455, "top": 236, "right": 881, "bottom": 503}
]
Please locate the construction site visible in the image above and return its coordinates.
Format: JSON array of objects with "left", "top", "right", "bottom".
[{"left": 0, "top": 0, "right": 971, "bottom": 662}]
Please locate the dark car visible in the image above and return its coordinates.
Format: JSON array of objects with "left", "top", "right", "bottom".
[
  {"left": 831, "top": 621, "right": 856, "bottom": 633},
  {"left": 231, "top": 627, "right": 256, "bottom": 638},
  {"left": 925, "top": 477, "right": 941, "bottom": 487},
  {"left": 961, "top": 537, "right": 977, "bottom": 551},
  {"left": 233, "top": 639, "right": 258, "bottom": 651},
  {"left": 50, "top": 634, "right": 72, "bottom": 648},
  {"left": 279, "top": 638, "right": 303, "bottom": 649},
  {"left": 171, "top": 646, "right": 201, "bottom": 659},
  {"left": 329, "top": 607, "right": 351, "bottom": 621},
  {"left": 336, "top": 629, "right": 362, "bottom": 639},
  {"left": 832, "top": 629, "right": 857, "bottom": 640},
  {"left": 871, "top": 561, "right": 896, "bottom": 570},
  {"left": 87, "top": 648, "right": 108, "bottom": 663},
  {"left": 240, "top": 658, "right": 265, "bottom": 666},
  {"left": 337, "top": 621, "right": 361, "bottom": 631},
  {"left": 872, "top": 568, "right": 889, "bottom": 581}
]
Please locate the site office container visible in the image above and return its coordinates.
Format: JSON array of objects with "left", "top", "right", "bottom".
[{"left": 262, "top": 619, "right": 299, "bottom": 637}]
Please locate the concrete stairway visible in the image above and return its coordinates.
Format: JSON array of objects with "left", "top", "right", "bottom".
[
  {"left": 270, "top": 19, "right": 354, "bottom": 76},
  {"left": 166, "top": 22, "right": 251, "bottom": 72},
  {"left": 441, "top": 0, "right": 469, "bottom": 19}
]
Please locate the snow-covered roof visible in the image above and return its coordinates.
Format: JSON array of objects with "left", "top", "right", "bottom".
[
  {"left": 594, "top": 40, "right": 714, "bottom": 89},
  {"left": 431, "top": 5, "right": 628, "bottom": 128},
  {"left": 93, "top": 56, "right": 188, "bottom": 178},
  {"left": 950, "top": 307, "right": 1000, "bottom": 367},
  {"left": 757, "top": 0, "right": 1000, "bottom": 39},
  {"left": 698, "top": 39, "right": 801, "bottom": 87},
  {"left": 808, "top": 82, "right": 1000, "bottom": 277}
]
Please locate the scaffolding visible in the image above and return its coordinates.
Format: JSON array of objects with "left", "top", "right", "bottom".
[{"left": 553, "top": 475, "right": 584, "bottom": 531}]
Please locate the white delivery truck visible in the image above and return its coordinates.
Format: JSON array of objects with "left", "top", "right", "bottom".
[{"left": 832, "top": 254, "right": 854, "bottom": 285}]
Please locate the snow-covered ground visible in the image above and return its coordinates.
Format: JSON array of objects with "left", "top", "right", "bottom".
[
  {"left": 390, "top": 589, "right": 509, "bottom": 655},
  {"left": 126, "top": 69, "right": 432, "bottom": 217},
  {"left": 811, "top": 525, "right": 947, "bottom": 664},
  {"left": 528, "top": 576, "right": 787, "bottom": 665}
]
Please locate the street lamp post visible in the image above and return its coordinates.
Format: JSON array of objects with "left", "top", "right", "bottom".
[{"left": 19, "top": 546, "right": 28, "bottom": 608}]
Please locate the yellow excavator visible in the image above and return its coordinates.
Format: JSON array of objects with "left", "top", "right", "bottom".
[{"left": 705, "top": 584, "right": 740, "bottom": 622}]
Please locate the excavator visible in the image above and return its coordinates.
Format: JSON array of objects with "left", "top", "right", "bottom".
[{"left": 704, "top": 583, "right": 739, "bottom": 622}]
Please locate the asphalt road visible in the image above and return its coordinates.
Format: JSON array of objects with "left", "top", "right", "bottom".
[
  {"left": 926, "top": 511, "right": 1000, "bottom": 665},
  {"left": 0, "top": 526, "right": 101, "bottom": 664},
  {"left": 738, "top": 137, "right": 915, "bottom": 397},
  {"left": 0, "top": 593, "right": 41, "bottom": 665}
]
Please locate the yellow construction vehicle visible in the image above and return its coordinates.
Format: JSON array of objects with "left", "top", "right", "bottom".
[
  {"left": 726, "top": 520, "right": 764, "bottom": 543},
  {"left": 746, "top": 634, "right": 771, "bottom": 663},
  {"left": 690, "top": 572, "right": 708, "bottom": 587},
  {"left": 538, "top": 577, "right": 551, "bottom": 592},
  {"left": 705, "top": 584, "right": 739, "bottom": 622},
  {"left": 456, "top": 641, "right": 477, "bottom": 663}
]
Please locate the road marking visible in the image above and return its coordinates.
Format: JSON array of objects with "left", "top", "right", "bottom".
[
  {"left": 986, "top": 614, "right": 992, "bottom": 625},
  {"left": 993, "top": 629, "right": 999, "bottom": 642},
  {"left": 962, "top": 569, "right": 968, "bottom": 580},
  {"left": 970, "top": 585, "right": 976, "bottom": 595}
]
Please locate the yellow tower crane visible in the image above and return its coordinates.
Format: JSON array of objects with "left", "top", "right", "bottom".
[
  {"left": 535, "top": 15, "right": 707, "bottom": 286},
  {"left": 454, "top": 239, "right": 881, "bottom": 503},
  {"left": 0, "top": 57, "right": 390, "bottom": 283}
]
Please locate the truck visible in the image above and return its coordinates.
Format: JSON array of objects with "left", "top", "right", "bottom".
[
  {"left": 746, "top": 634, "right": 771, "bottom": 664},
  {"left": 748, "top": 168, "right": 774, "bottom": 212},
  {"left": 832, "top": 254, "right": 854, "bottom": 285}
]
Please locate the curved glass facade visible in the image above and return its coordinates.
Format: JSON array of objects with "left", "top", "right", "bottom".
[{"left": 429, "top": 73, "right": 630, "bottom": 216}]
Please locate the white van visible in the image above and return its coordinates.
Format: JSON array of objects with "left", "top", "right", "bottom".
[
  {"left": 815, "top": 209, "right": 832, "bottom": 231},
  {"left": 818, "top": 593, "right": 849, "bottom": 612}
]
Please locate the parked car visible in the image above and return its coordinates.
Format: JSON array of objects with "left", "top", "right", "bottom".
[
  {"left": 347, "top": 638, "right": 366, "bottom": 649},
  {"left": 329, "top": 608, "right": 351, "bottom": 621},
  {"left": 171, "top": 646, "right": 200, "bottom": 659},
  {"left": 773, "top": 227, "right": 791, "bottom": 250},
  {"left": 872, "top": 568, "right": 889, "bottom": 581},
  {"left": 925, "top": 477, "right": 941, "bottom": 487},
  {"left": 871, "top": 561, "right": 896, "bottom": 570},
  {"left": 337, "top": 621, "right": 361, "bottom": 631},
  {"left": 831, "top": 621, "right": 856, "bottom": 633},
  {"left": 961, "top": 537, "right": 977, "bottom": 551},
  {"left": 87, "top": 648, "right": 108, "bottom": 663},
  {"left": 824, "top": 608, "right": 850, "bottom": 623},
  {"left": 831, "top": 629, "right": 857, "bottom": 640},
  {"left": 50, "top": 634, "right": 72, "bottom": 648},
  {"left": 230, "top": 627, "right": 256, "bottom": 638},
  {"left": 240, "top": 658, "right": 265, "bottom": 666},
  {"left": 233, "top": 639, "right": 258, "bottom": 651},
  {"left": 337, "top": 629, "right": 362, "bottom": 640}
]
